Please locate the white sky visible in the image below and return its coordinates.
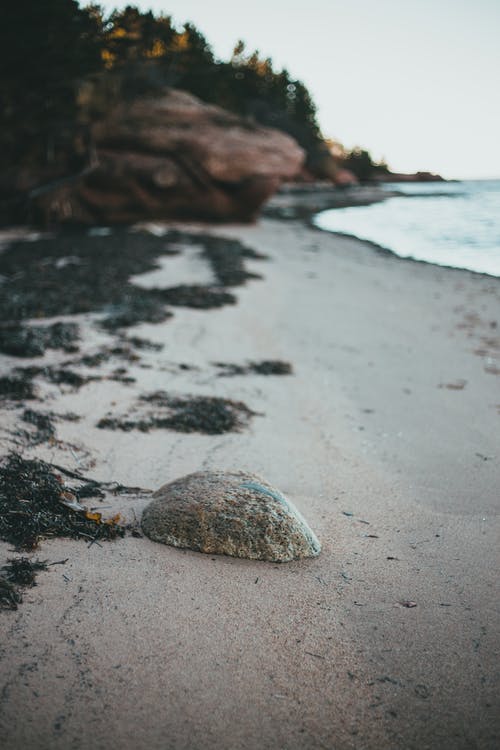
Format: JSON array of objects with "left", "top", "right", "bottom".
[{"left": 98, "top": 0, "right": 500, "bottom": 179}]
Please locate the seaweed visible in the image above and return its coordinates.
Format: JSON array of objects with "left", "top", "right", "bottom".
[
  {"left": 2, "top": 557, "right": 48, "bottom": 587},
  {"left": 121, "top": 336, "right": 163, "bottom": 351},
  {"left": 98, "top": 393, "right": 257, "bottom": 434},
  {"left": 0, "top": 230, "right": 175, "bottom": 322},
  {"left": 109, "top": 368, "right": 136, "bottom": 384},
  {"left": 99, "top": 291, "right": 173, "bottom": 331},
  {"left": 156, "top": 395, "right": 255, "bottom": 433},
  {"left": 0, "top": 229, "right": 261, "bottom": 332},
  {"left": 67, "top": 345, "right": 140, "bottom": 368},
  {"left": 0, "top": 375, "right": 37, "bottom": 401},
  {"left": 154, "top": 285, "right": 236, "bottom": 309},
  {"left": 215, "top": 360, "right": 293, "bottom": 376},
  {"left": 0, "top": 322, "right": 80, "bottom": 358},
  {"left": 19, "top": 409, "right": 81, "bottom": 446},
  {"left": 67, "top": 337, "right": 161, "bottom": 368},
  {"left": 0, "top": 576, "right": 21, "bottom": 609},
  {"left": 202, "top": 236, "right": 265, "bottom": 286},
  {"left": 0, "top": 558, "right": 49, "bottom": 610},
  {"left": 15, "top": 366, "right": 97, "bottom": 389},
  {"left": 163, "top": 230, "right": 266, "bottom": 286},
  {"left": 249, "top": 360, "right": 292, "bottom": 375},
  {"left": 21, "top": 409, "right": 56, "bottom": 445},
  {"left": 0, "top": 454, "right": 126, "bottom": 550}
]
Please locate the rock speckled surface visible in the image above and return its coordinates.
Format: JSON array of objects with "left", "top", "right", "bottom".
[{"left": 141, "top": 470, "right": 321, "bottom": 562}]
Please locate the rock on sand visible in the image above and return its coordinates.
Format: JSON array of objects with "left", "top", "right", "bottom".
[{"left": 141, "top": 470, "right": 321, "bottom": 562}]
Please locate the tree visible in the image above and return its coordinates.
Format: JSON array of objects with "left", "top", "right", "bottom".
[
  {"left": 343, "top": 148, "right": 376, "bottom": 182},
  {"left": 0, "top": 0, "right": 102, "bottom": 171}
]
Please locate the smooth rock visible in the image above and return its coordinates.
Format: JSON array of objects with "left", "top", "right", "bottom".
[{"left": 141, "top": 470, "right": 321, "bottom": 562}]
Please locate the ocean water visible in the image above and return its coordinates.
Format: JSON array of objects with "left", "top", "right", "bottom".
[{"left": 314, "top": 180, "right": 500, "bottom": 277}]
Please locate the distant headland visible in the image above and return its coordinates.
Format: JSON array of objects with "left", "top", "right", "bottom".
[{"left": 0, "top": 3, "right": 443, "bottom": 225}]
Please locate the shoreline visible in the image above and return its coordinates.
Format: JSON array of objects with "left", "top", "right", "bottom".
[
  {"left": 263, "top": 183, "right": 398, "bottom": 221},
  {"left": 307, "top": 181, "right": 500, "bottom": 281},
  {"left": 0, "top": 214, "right": 499, "bottom": 749},
  {"left": 310, "top": 224, "right": 500, "bottom": 281}
]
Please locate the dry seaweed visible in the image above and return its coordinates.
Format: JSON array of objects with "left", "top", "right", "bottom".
[
  {"left": 121, "top": 336, "right": 163, "bottom": 351},
  {"left": 21, "top": 409, "right": 56, "bottom": 445},
  {"left": 67, "top": 345, "right": 140, "bottom": 368},
  {"left": 0, "top": 574, "right": 23, "bottom": 609},
  {"left": 215, "top": 360, "right": 293, "bottom": 376},
  {"left": 0, "top": 229, "right": 261, "bottom": 332},
  {"left": 15, "top": 365, "right": 97, "bottom": 389},
  {"left": 0, "top": 230, "right": 176, "bottom": 321},
  {"left": 99, "top": 292, "right": 173, "bottom": 331},
  {"left": 0, "top": 322, "right": 80, "bottom": 358},
  {"left": 2, "top": 557, "right": 48, "bottom": 587},
  {"left": 160, "top": 229, "right": 266, "bottom": 286},
  {"left": 66, "top": 337, "right": 160, "bottom": 368},
  {"left": 0, "top": 453, "right": 125, "bottom": 550},
  {"left": 200, "top": 234, "right": 266, "bottom": 286},
  {"left": 0, "top": 375, "right": 37, "bottom": 401},
  {"left": 18, "top": 409, "right": 81, "bottom": 446},
  {"left": 0, "top": 558, "right": 49, "bottom": 610},
  {"left": 0, "top": 574, "right": 21, "bottom": 610},
  {"left": 154, "top": 285, "right": 236, "bottom": 309},
  {"left": 98, "top": 393, "right": 257, "bottom": 434},
  {"left": 109, "top": 368, "right": 136, "bottom": 384}
]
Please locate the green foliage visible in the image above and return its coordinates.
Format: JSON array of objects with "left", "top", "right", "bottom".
[
  {"left": 342, "top": 147, "right": 389, "bottom": 183},
  {"left": 342, "top": 149, "right": 374, "bottom": 182}
]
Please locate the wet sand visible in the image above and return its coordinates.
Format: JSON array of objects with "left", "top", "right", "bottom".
[{"left": 0, "top": 217, "right": 499, "bottom": 749}]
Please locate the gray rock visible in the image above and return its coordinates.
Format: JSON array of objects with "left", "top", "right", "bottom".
[{"left": 141, "top": 470, "right": 321, "bottom": 563}]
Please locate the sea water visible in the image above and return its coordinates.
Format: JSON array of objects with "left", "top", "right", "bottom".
[{"left": 314, "top": 180, "right": 500, "bottom": 277}]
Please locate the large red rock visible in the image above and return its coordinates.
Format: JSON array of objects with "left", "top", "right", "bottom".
[{"left": 36, "top": 89, "right": 305, "bottom": 224}]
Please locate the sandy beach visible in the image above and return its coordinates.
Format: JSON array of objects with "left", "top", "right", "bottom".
[{"left": 0, "top": 216, "right": 499, "bottom": 749}]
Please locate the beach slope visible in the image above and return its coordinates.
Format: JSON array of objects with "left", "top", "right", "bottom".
[{"left": 0, "top": 218, "right": 499, "bottom": 750}]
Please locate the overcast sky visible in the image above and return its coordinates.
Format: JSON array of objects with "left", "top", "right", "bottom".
[{"left": 98, "top": 0, "right": 500, "bottom": 179}]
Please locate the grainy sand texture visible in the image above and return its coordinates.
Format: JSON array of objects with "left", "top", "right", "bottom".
[{"left": 0, "top": 217, "right": 499, "bottom": 750}]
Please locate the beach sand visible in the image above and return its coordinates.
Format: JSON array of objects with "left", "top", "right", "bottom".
[{"left": 0, "top": 217, "right": 499, "bottom": 749}]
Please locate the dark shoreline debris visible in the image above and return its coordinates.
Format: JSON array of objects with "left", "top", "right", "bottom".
[
  {"left": 98, "top": 392, "right": 257, "bottom": 434},
  {"left": 17, "top": 410, "right": 80, "bottom": 447},
  {"left": 0, "top": 558, "right": 49, "bottom": 610},
  {"left": 99, "top": 294, "right": 173, "bottom": 331},
  {"left": 0, "top": 229, "right": 263, "bottom": 336},
  {"left": 6, "top": 366, "right": 135, "bottom": 402},
  {"left": 64, "top": 338, "right": 162, "bottom": 370},
  {"left": 214, "top": 360, "right": 293, "bottom": 377},
  {"left": 0, "top": 230, "right": 175, "bottom": 323},
  {"left": 154, "top": 284, "right": 236, "bottom": 309},
  {"left": 0, "top": 454, "right": 128, "bottom": 550},
  {"left": 66, "top": 345, "right": 140, "bottom": 368},
  {"left": 164, "top": 229, "right": 267, "bottom": 286},
  {"left": 0, "top": 375, "right": 37, "bottom": 401},
  {"left": 21, "top": 409, "right": 56, "bottom": 445},
  {"left": 0, "top": 322, "right": 80, "bottom": 358},
  {"left": 2, "top": 557, "right": 48, "bottom": 587},
  {"left": 16, "top": 365, "right": 97, "bottom": 389},
  {"left": 122, "top": 336, "right": 163, "bottom": 352}
]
